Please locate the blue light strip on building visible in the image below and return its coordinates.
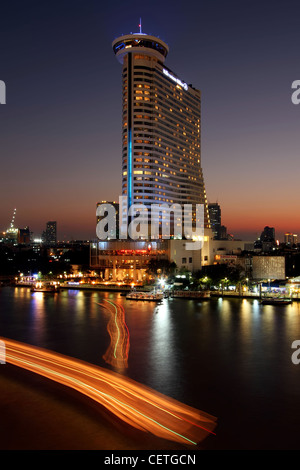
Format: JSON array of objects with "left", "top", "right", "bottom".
[
  {"left": 127, "top": 52, "right": 132, "bottom": 210},
  {"left": 128, "top": 129, "right": 132, "bottom": 208}
]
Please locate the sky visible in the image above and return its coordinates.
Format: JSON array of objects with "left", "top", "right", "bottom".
[{"left": 0, "top": 0, "right": 299, "bottom": 241}]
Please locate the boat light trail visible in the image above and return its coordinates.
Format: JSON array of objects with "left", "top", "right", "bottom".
[
  {"left": 98, "top": 299, "right": 130, "bottom": 370},
  {"left": 1, "top": 337, "right": 217, "bottom": 446}
]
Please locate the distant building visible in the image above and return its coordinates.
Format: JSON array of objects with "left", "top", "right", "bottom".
[
  {"left": 257, "top": 226, "right": 276, "bottom": 252},
  {"left": 260, "top": 226, "right": 275, "bottom": 243},
  {"left": 284, "top": 232, "right": 298, "bottom": 245},
  {"left": 220, "top": 225, "right": 228, "bottom": 240},
  {"left": 43, "top": 221, "right": 57, "bottom": 245},
  {"left": 208, "top": 203, "right": 221, "bottom": 239},
  {"left": 18, "top": 227, "right": 31, "bottom": 244}
]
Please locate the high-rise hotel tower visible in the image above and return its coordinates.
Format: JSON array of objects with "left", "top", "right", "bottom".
[{"left": 112, "top": 29, "right": 210, "bottom": 233}]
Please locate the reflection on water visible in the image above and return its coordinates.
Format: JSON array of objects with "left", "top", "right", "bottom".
[
  {"left": 148, "top": 300, "right": 177, "bottom": 394},
  {"left": 98, "top": 299, "right": 130, "bottom": 371},
  {"left": 30, "top": 292, "right": 46, "bottom": 343}
]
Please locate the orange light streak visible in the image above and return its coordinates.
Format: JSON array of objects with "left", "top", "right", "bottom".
[
  {"left": 2, "top": 337, "right": 217, "bottom": 446},
  {"left": 98, "top": 299, "right": 130, "bottom": 370}
]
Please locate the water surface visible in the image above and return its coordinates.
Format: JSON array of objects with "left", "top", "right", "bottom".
[{"left": 1, "top": 286, "right": 300, "bottom": 449}]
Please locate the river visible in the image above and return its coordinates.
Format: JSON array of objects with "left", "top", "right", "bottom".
[{"left": 0, "top": 286, "right": 300, "bottom": 449}]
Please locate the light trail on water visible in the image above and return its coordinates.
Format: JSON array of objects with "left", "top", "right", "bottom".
[
  {"left": 98, "top": 299, "right": 130, "bottom": 370},
  {"left": 1, "top": 337, "right": 217, "bottom": 446}
]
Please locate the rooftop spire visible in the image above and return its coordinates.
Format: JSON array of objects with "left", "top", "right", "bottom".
[{"left": 139, "top": 18, "right": 142, "bottom": 34}]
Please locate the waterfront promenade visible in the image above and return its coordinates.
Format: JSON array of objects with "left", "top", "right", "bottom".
[{"left": 14, "top": 280, "right": 298, "bottom": 301}]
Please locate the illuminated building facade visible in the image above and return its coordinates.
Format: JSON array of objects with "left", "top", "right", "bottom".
[
  {"left": 112, "top": 30, "right": 210, "bottom": 233},
  {"left": 90, "top": 28, "right": 214, "bottom": 278},
  {"left": 90, "top": 240, "right": 168, "bottom": 282},
  {"left": 284, "top": 232, "right": 298, "bottom": 245}
]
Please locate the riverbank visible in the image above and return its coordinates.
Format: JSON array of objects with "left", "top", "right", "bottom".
[{"left": 13, "top": 282, "right": 300, "bottom": 301}]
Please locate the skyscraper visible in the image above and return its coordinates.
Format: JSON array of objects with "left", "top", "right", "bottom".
[
  {"left": 43, "top": 221, "right": 57, "bottom": 245},
  {"left": 90, "top": 28, "right": 213, "bottom": 276},
  {"left": 112, "top": 29, "right": 210, "bottom": 235},
  {"left": 208, "top": 203, "right": 221, "bottom": 239}
]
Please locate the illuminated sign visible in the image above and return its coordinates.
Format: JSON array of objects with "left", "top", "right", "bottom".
[{"left": 163, "top": 69, "right": 188, "bottom": 91}]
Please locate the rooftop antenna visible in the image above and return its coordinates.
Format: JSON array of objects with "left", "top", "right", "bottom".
[{"left": 139, "top": 18, "right": 142, "bottom": 34}]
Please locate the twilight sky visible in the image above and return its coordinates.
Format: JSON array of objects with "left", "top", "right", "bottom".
[{"left": 0, "top": 0, "right": 299, "bottom": 241}]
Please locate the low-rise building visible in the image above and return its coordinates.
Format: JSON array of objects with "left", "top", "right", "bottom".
[
  {"left": 90, "top": 240, "right": 169, "bottom": 282},
  {"left": 252, "top": 255, "right": 286, "bottom": 280}
]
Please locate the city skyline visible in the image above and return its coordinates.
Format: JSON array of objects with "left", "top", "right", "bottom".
[{"left": 1, "top": 0, "right": 299, "bottom": 241}]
